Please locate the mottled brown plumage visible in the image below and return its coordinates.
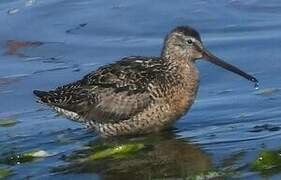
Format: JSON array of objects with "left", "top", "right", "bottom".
[{"left": 34, "top": 26, "right": 258, "bottom": 137}]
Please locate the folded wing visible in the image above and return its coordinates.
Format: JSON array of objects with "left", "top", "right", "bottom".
[{"left": 34, "top": 56, "right": 161, "bottom": 123}]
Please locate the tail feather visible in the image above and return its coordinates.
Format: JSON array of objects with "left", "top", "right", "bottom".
[
  {"left": 34, "top": 90, "right": 85, "bottom": 123},
  {"left": 34, "top": 89, "right": 73, "bottom": 105},
  {"left": 33, "top": 90, "right": 53, "bottom": 104},
  {"left": 33, "top": 90, "right": 48, "bottom": 97}
]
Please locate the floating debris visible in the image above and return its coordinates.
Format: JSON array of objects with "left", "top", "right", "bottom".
[
  {"left": 251, "top": 150, "right": 281, "bottom": 175},
  {"left": 0, "top": 119, "right": 17, "bottom": 127},
  {"left": 5, "top": 40, "right": 43, "bottom": 57},
  {"left": 255, "top": 88, "right": 280, "bottom": 96}
]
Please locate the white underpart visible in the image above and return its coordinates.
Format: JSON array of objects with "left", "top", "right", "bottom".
[
  {"left": 135, "top": 60, "right": 144, "bottom": 63},
  {"left": 53, "top": 106, "right": 84, "bottom": 123}
]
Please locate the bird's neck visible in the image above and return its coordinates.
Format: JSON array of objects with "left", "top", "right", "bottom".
[
  {"left": 160, "top": 43, "right": 199, "bottom": 87},
  {"left": 161, "top": 44, "right": 193, "bottom": 67}
]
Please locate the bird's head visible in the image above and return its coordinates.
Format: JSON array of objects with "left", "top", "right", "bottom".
[{"left": 163, "top": 26, "right": 258, "bottom": 86}]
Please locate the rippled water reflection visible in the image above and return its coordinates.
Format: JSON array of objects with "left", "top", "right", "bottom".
[
  {"left": 52, "top": 133, "right": 213, "bottom": 179},
  {"left": 0, "top": 0, "right": 280, "bottom": 179}
]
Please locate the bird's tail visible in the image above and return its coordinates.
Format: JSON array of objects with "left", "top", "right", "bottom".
[
  {"left": 33, "top": 90, "right": 85, "bottom": 123},
  {"left": 33, "top": 90, "right": 53, "bottom": 104}
]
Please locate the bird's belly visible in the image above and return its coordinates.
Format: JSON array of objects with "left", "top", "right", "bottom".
[{"left": 93, "top": 83, "right": 199, "bottom": 137}]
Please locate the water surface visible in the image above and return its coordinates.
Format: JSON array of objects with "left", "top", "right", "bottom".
[{"left": 0, "top": 0, "right": 280, "bottom": 179}]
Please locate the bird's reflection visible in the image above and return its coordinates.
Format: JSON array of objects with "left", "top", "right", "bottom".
[{"left": 53, "top": 131, "right": 213, "bottom": 179}]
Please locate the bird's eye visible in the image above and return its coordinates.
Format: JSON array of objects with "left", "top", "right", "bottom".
[{"left": 187, "top": 39, "right": 193, "bottom": 45}]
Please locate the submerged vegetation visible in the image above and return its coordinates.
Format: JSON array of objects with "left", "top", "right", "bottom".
[
  {"left": 252, "top": 149, "right": 281, "bottom": 176},
  {"left": 0, "top": 118, "right": 17, "bottom": 127},
  {"left": 0, "top": 150, "right": 51, "bottom": 165},
  {"left": 88, "top": 143, "right": 145, "bottom": 161},
  {"left": 51, "top": 135, "right": 239, "bottom": 179},
  {"left": 0, "top": 168, "right": 12, "bottom": 179}
]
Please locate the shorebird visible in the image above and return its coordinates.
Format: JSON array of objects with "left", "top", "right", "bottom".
[{"left": 34, "top": 26, "right": 258, "bottom": 137}]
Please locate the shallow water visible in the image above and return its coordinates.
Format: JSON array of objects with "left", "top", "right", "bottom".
[{"left": 0, "top": 0, "right": 280, "bottom": 179}]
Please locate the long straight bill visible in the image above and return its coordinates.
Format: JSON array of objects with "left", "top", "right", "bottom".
[{"left": 203, "top": 49, "right": 258, "bottom": 85}]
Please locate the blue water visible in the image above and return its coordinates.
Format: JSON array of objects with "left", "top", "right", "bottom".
[{"left": 0, "top": 0, "right": 281, "bottom": 179}]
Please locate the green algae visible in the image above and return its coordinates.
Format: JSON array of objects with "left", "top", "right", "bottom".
[
  {"left": 24, "top": 150, "right": 51, "bottom": 158},
  {"left": 0, "top": 168, "right": 12, "bottom": 179},
  {"left": 89, "top": 143, "right": 145, "bottom": 160},
  {"left": 185, "top": 168, "right": 236, "bottom": 180},
  {"left": 0, "top": 150, "right": 50, "bottom": 165},
  {"left": 0, "top": 119, "right": 17, "bottom": 127},
  {"left": 251, "top": 150, "right": 281, "bottom": 175},
  {"left": 0, "top": 153, "right": 34, "bottom": 165},
  {"left": 187, "top": 170, "right": 223, "bottom": 180},
  {"left": 255, "top": 88, "right": 280, "bottom": 96}
]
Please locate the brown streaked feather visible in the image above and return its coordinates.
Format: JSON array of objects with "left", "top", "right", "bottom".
[
  {"left": 34, "top": 56, "right": 162, "bottom": 123},
  {"left": 82, "top": 88, "right": 153, "bottom": 123}
]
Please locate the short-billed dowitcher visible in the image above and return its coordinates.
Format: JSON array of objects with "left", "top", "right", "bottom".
[{"left": 34, "top": 26, "right": 258, "bottom": 137}]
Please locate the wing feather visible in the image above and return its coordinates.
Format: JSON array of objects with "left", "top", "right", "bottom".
[{"left": 34, "top": 56, "right": 160, "bottom": 123}]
